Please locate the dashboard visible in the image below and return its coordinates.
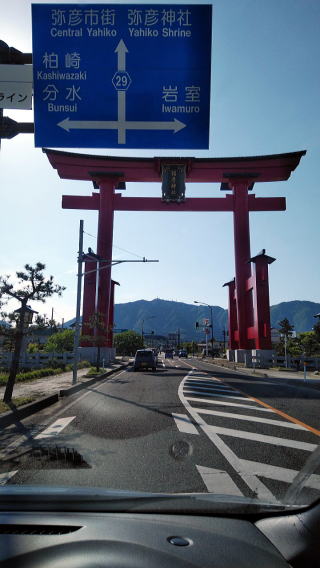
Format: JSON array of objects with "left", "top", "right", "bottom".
[{"left": 0, "top": 498, "right": 319, "bottom": 567}]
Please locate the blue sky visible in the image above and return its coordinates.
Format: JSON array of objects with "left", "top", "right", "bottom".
[{"left": 0, "top": 0, "right": 319, "bottom": 324}]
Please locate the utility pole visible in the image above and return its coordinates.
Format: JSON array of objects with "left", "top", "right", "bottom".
[{"left": 72, "top": 219, "right": 84, "bottom": 385}]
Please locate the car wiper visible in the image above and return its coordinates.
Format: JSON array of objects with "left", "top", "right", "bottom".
[
  {"left": 0, "top": 486, "right": 302, "bottom": 516},
  {"left": 283, "top": 442, "right": 320, "bottom": 505}
]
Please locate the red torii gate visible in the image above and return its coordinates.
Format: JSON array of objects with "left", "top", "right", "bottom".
[{"left": 43, "top": 149, "right": 305, "bottom": 353}]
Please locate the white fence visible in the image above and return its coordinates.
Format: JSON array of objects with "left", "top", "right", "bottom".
[
  {"left": 0, "top": 347, "right": 117, "bottom": 369},
  {"left": 0, "top": 351, "right": 75, "bottom": 369}
]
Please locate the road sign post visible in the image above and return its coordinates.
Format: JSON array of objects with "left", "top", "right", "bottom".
[{"left": 32, "top": 3, "right": 212, "bottom": 149}]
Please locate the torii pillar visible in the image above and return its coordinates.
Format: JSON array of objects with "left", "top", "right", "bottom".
[{"left": 82, "top": 174, "right": 123, "bottom": 348}]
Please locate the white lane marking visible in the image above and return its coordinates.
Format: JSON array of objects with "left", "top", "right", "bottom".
[
  {"left": 196, "top": 465, "right": 243, "bottom": 496},
  {"left": 183, "top": 389, "right": 245, "bottom": 400},
  {"left": 35, "top": 416, "right": 75, "bottom": 439},
  {"left": 172, "top": 413, "right": 199, "bottom": 435},
  {"left": 205, "top": 424, "right": 317, "bottom": 451},
  {"left": 0, "top": 471, "right": 18, "bottom": 485},
  {"left": 186, "top": 396, "right": 273, "bottom": 412},
  {"left": 179, "top": 376, "right": 277, "bottom": 502},
  {"left": 193, "top": 408, "right": 306, "bottom": 430},
  {"left": 240, "top": 459, "right": 320, "bottom": 490}
]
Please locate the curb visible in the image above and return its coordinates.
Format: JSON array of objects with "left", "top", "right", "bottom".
[
  {"left": 0, "top": 394, "right": 59, "bottom": 429},
  {"left": 0, "top": 362, "right": 130, "bottom": 429},
  {"left": 59, "top": 363, "right": 129, "bottom": 397}
]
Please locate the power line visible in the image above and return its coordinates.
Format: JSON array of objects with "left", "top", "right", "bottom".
[{"left": 83, "top": 231, "right": 144, "bottom": 259}]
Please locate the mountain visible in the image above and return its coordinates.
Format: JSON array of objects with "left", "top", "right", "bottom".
[
  {"left": 270, "top": 301, "right": 320, "bottom": 334},
  {"left": 114, "top": 298, "right": 228, "bottom": 342},
  {"left": 64, "top": 299, "right": 320, "bottom": 340}
]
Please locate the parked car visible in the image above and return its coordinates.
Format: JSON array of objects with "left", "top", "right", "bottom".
[
  {"left": 178, "top": 350, "right": 188, "bottom": 358},
  {"left": 133, "top": 349, "right": 157, "bottom": 371}
]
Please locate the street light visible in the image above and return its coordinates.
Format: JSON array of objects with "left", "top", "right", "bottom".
[{"left": 194, "top": 300, "right": 214, "bottom": 358}]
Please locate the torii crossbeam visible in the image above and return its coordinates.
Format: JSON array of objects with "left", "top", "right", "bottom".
[{"left": 44, "top": 149, "right": 305, "bottom": 351}]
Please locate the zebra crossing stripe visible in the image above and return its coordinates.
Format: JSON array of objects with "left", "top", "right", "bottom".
[
  {"left": 183, "top": 390, "right": 245, "bottom": 400},
  {"left": 179, "top": 379, "right": 277, "bottom": 502},
  {"left": 185, "top": 381, "right": 239, "bottom": 392},
  {"left": 240, "top": 459, "right": 320, "bottom": 490},
  {"left": 205, "top": 424, "right": 317, "bottom": 451},
  {"left": 193, "top": 407, "right": 306, "bottom": 430},
  {"left": 185, "top": 396, "right": 273, "bottom": 412},
  {"left": 196, "top": 465, "right": 243, "bottom": 496}
]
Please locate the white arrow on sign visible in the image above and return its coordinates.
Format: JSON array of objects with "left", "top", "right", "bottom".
[
  {"left": 115, "top": 40, "right": 128, "bottom": 143},
  {"left": 58, "top": 117, "right": 186, "bottom": 134},
  {"left": 115, "top": 39, "right": 128, "bottom": 71},
  {"left": 56, "top": 38, "right": 187, "bottom": 144}
]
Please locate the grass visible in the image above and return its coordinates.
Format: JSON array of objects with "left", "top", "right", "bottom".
[
  {"left": 0, "top": 396, "right": 36, "bottom": 414},
  {"left": 85, "top": 367, "right": 106, "bottom": 377},
  {"left": 0, "top": 361, "right": 91, "bottom": 385}
]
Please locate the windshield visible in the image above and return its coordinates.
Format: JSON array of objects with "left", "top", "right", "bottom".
[{"left": 0, "top": 0, "right": 320, "bottom": 515}]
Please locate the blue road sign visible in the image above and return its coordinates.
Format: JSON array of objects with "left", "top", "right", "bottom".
[{"left": 32, "top": 4, "right": 212, "bottom": 149}]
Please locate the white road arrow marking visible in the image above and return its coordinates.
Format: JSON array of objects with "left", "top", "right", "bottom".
[{"left": 58, "top": 117, "right": 186, "bottom": 134}]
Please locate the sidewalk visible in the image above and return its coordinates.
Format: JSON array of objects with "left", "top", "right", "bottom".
[
  {"left": 0, "top": 359, "right": 130, "bottom": 426},
  {"left": 0, "top": 368, "right": 89, "bottom": 402},
  {"left": 207, "top": 358, "right": 320, "bottom": 387}
]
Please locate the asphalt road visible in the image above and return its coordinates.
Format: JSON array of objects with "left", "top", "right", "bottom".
[{"left": 1, "top": 355, "right": 320, "bottom": 505}]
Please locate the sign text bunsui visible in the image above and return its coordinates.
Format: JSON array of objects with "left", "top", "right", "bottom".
[{"left": 32, "top": 4, "right": 212, "bottom": 149}]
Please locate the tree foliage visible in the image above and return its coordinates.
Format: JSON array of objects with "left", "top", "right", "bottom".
[
  {"left": 114, "top": 330, "right": 144, "bottom": 356},
  {"left": 278, "top": 318, "right": 295, "bottom": 337},
  {"left": 44, "top": 329, "right": 75, "bottom": 353}
]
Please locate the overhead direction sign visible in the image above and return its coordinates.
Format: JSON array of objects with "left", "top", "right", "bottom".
[
  {"left": 0, "top": 64, "right": 33, "bottom": 109},
  {"left": 32, "top": 4, "right": 212, "bottom": 149}
]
